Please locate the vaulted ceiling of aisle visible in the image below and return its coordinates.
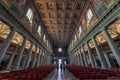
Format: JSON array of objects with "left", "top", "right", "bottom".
[{"left": 34, "top": 0, "right": 90, "bottom": 50}]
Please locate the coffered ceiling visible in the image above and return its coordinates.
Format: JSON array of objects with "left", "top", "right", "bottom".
[{"left": 35, "top": 0, "right": 88, "bottom": 49}]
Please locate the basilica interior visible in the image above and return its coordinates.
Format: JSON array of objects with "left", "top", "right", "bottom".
[{"left": 0, "top": 0, "right": 120, "bottom": 80}]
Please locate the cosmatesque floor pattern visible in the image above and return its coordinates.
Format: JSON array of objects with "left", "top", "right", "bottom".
[{"left": 44, "top": 68, "right": 78, "bottom": 80}]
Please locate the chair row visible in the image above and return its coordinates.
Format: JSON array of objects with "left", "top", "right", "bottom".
[
  {"left": 65, "top": 64, "right": 120, "bottom": 80},
  {"left": 0, "top": 64, "right": 56, "bottom": 80}
]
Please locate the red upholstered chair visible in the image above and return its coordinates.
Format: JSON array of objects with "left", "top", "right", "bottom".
[
  {"left": 10, "top": 76, "right": 20, "bottom": 80},
  {"left": 117, "top": 74, "right": 120, "bottom": 79},
  {"left": 0, "top": 65, "right": 56, "bottom": 80}
]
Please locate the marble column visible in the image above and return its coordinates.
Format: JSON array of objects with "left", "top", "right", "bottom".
[
  {"left": 43, "top": 55, "right": 46, "bottom": 65},
  {"left": 69, "top": 56, "right": 72, "bottom": 64},
  {"left": 103, "top": 52, "right": 112, "bottom": 68},
  {"left": 92, "top": 37, "right": 107, "bottom": 69},
  {"left": 7, "top": 53, "right": 15, "bottom": 70},
  {"left": 74, "top": 55, "right": 77, "bottom": 65},
  {"left": 93, "top": 55, "right": 98, "bottom": 67},
  {"left": 74, "top": 56, "right": 77, "bottom": 65},
  {"left": 24, "top": 43, "right": 33, "bottom": 68},
  {"left": 71, "top": 56, "right": 74, "bottom": 64},
  {"left": 38, "top": 50, "right": 42, "bottom": 66},
  {"left": 45, "top": 55, "right": 48, "bottom": 65},
  {"left": 41, "top": 51, "right": 44, "bottom": 65},
  {"left": 71, "top": 57, "right": 73, "bottom": 64},
  {"left": 79, "top": 53, "right": 84, "bottom": 66},
  {"left": 40, "top": 54, "right": 42, "bottom": 65},
  {"left": 40, "top": 54, "right": 43, "bottom": 66},
  {"left": 47, "top": 56, "right": 50, "bottom": 65},
  {"left": 48, "top": 56, "right": 50, "bottom": 65},
  {"left": 70, "top": 56, "right": 72, "bottom": 64},
  {"left": 36, "top": 50, "right": 40, "bottom": 67},
  {"left": 81, "top": 46, "right": 88, "bottom": 66},
  {"left": 12, "top": 37, "right": 27, "bottom": 70},
  {"left": 45, "top": 55, "right": 47, "bottom": 65},
  {"left": 39, "top": 54, "right": 41, "bottom": 66},
  {"left": 102, "top": 29, "right": 120, "bottom": 67},
  {"left": 86, "top": 42, "right": 95, "bottom": 67},
  {"left": 0, "top": 30, "right": 15, "bottom": 62},
  {"left": 75, "top": 54, "right": 80, "bottom": 65},
  {"left": 77, "top": 54, "right": 81, "bottom": 65},
  {"left": 42, "top": 55, "right": 44, "bottom": 65},
  {"left": 31, "top": 48, "right": 37, "bottom": 67},
  {"left": 21, "top": 56, "right": 26, "bottom": 68},
  {"left": 44, "top": 55, "right": 46, "bottom": 65},
  {"left": 75, "top": 54, "right": 78, "bottom": 65},
  {"left": 72, "top": 55, "right": 74, "bottom": 64}
]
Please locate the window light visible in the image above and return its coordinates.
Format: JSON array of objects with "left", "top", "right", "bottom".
[
  {"left": 26, "top": 8, "right": 33, "bottom": 22},
  {"left": 87, "top": 9, "right": 93, "bottom": 22},
  {"left": 74, "top": 35, "right": 77, "bottom": 41},
  {"left": 58, "top": 48, "right": 62, "bottom": 52},
  {"left": 79, "top": 26, "right": 82, "bottom": 35},
  {"left": 43, "top": 34, "right": 46, "bottom": 42},
  {"left": 38, "top": 25, "right": 41, "bottom": 36}
]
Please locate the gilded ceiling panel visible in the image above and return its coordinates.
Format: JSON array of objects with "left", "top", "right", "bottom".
[{"left": 0, "top": 21, "right": 10, "bottom": 39}]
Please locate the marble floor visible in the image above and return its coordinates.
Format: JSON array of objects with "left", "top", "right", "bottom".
[{"left": 44, "top": 68, "right": 78, "bottom": 80}]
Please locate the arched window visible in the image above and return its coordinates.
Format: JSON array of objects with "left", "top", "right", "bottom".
[
  {"left": 47, "top": 40, "right": 48, "bottom": 46},
  {"left": 74, "top": 35, "right": 77, "bottom": 42},
  {"left": 37, "top": 25, "right": 41, "bottom": 36},
  {"left": 87, "top": 9, "right": 93, "bottom": 23},
  {"left": 79, "top": 26, "right": 82, "bottom": 35},
  {"left": 26, "top": 8, "right": 33, "bottom": 22},
  {"left": 43, "top": 34, "right": 46, "bottom": 42}
]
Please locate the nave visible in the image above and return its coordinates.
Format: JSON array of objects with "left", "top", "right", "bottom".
[
  {"left": 0, "top": 0, "right": 120, "bottom": 80},
  {"left": 44, "top": 66, "right": 77, "bottom": 80}
]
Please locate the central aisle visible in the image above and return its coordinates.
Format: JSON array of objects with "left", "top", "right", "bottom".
[{"left": 44, "top": 67, "right": 78, "bottom": 80}]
